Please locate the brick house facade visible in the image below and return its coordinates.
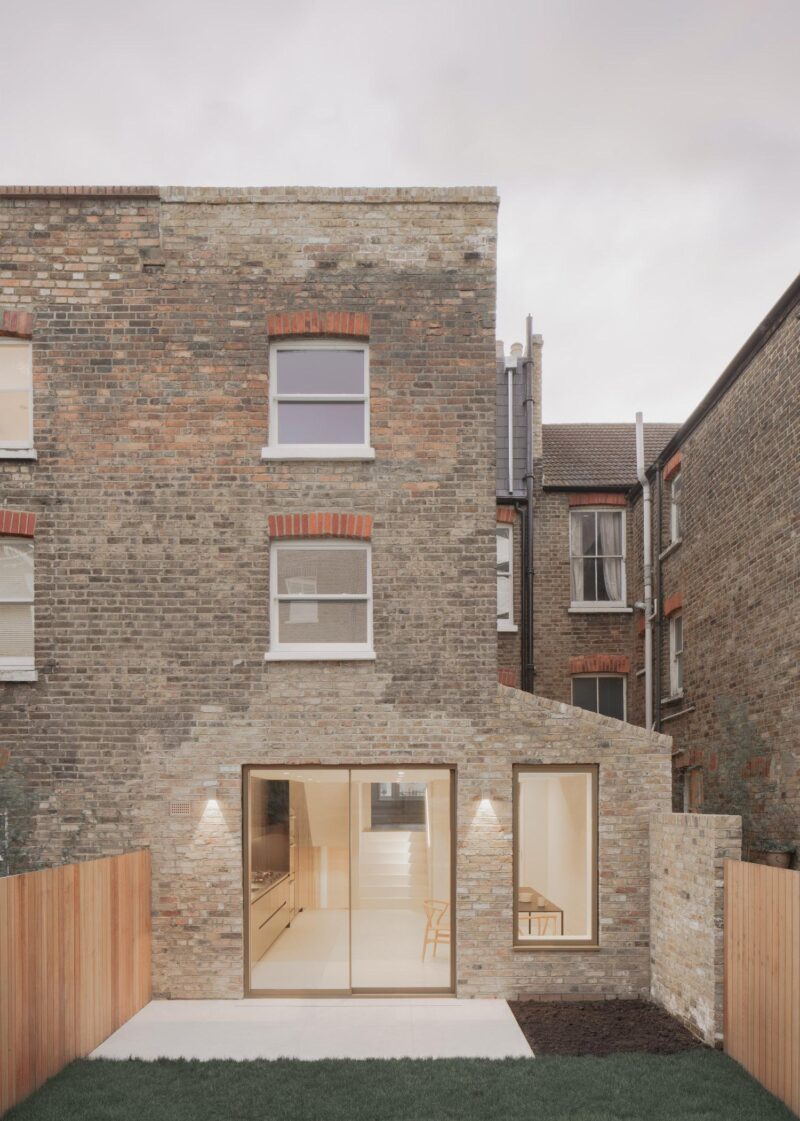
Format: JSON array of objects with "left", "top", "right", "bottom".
[{"left": 0, "top": 185, "right": 671, "bottom": 1000}]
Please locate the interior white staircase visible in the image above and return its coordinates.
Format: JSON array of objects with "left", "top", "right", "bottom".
[{"left": 357, "top": 830, "right": 428, "bottom": 909}]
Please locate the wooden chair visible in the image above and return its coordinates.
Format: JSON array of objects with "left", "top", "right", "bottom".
[
  {"left": 421, "top": 899, "right": 451, "bottom": 960},
  {"left": 531, "top": 913, "right": 557, "bottom": 936},
  {"left": 518, "top": 885, "right": 561, "bottom": 937}
]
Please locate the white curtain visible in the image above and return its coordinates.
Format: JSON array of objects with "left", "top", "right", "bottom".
[
  {"left": 598, "top": 512, "right": 622, "bottom": 602},
  {"left": 569, "top": 514, "right": 584, "bottom": 601}
]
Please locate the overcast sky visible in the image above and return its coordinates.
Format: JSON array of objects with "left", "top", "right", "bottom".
[{"left": 3, "top": 0, "right": 798, "bottom": 423}]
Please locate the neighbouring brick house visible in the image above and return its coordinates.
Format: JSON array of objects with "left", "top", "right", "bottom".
[
  {"left": 627, "top": 273, "right": 800, "bottom": 857},
  {"left": 530, "top": 422, "right": 678, "bottom": 719},
  {"left": 493, "top": 339, "right": 678, "bottom": 718},
  {"left": 0, "top": 185, "right": 671, "bottom": 1001},
  {"left": 499, "top": 275, "right": 799, "bottom": 863}
]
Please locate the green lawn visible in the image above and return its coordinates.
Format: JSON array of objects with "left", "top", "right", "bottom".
[{"left": 6, "top": 1052, "right": 794, "bottom": 1121}]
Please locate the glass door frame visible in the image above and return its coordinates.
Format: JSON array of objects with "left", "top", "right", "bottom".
[{"left": 242, "top": 763, "right": 457, "bottom": 997}]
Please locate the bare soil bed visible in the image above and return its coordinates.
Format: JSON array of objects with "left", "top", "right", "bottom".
[{"left": 509, "top": 998, "right": 706, "bottom": 1056}]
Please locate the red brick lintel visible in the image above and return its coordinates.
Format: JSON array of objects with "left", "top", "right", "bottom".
[
  {"left": 0, "top": 509, "right": 36, "bottom": 537},
  {"left": 663, "top": 591, "right": 683, "bottom": 617},
  {"left": 267, "top": 311, "right": 370, "bottom": 340},
  {"left": 568, "top": 492, "right": 627, "bottom": 508},
  {"left": 0, "top": 308, "right": 34, "bottom": 339},
  {"left": 569, "top": 654, "right": 630, "bottom": 675},
  {"left": 268, "top": 513, "right": 373, "bottom": 541},
  {"left": 663, "top": 451, "right": 683, "bottom": 482},
  {"left": 496, "top": 507, "right": 518, "bottom": 524}
]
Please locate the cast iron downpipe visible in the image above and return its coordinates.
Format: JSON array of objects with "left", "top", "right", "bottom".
[
  {"left": 655, "top": 463, "right": 664, "bottom": 732},
  {"left": 522, "top": 315, "right": 535, "bottom": 693},
  {"left": 635, "top": 412, "right": 654, "bottom": 730}
]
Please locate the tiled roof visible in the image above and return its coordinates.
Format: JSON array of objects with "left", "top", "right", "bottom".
[{"left": 542, "top": 423, "right": 680, "bottom": 489}]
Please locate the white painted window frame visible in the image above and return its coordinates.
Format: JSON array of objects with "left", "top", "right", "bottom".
[
  {"left": 569, "top": 507, "right": 627, "bottom": 610},
  {"left": 496, "top": 524, "right": 517, "bottom": 632},
  {"left": 670, "top": 471, "right": 683, "bottom": 544},
  {"left": 261, "top": 339, "right": 375, "bottom": 461},
  {"left": 571, "top": 673, "right": 627, "bottom": 721},
  {"left": 0, "top": 339, "right": 35, "bottom": 455},
  {"left": 0, "top": 535, "right": 35, "bottom": 678},
  {"left": 265, "top": 537, "right": 375, "bottom": 661},
  {"left": 669, "top": 612, "right": 684, "bottom": 697}
]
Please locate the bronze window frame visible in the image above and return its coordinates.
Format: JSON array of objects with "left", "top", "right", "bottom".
[
  {"left": 242, "top": 762, "right": 457, "bottom": 996},
  {"left": 512, "top": 763, "right": 599, "bottom": 951}
]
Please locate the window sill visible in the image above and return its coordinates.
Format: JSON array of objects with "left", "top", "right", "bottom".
[
  {"left": 261, "top": 445, "right": 376, "bottom": 461},
  {"left": 659, "top": 538, "right": 682, "bottom": 561},
  {"left": 0, "top": 448, "right": 38, "bottom": 461},
  {"left": 497, "top": 622, "right": 518, "bottom": 633},
  {"left": 661, "top": 691, "right": 684, "bottom": 705},
  {"left": 568, "top": 606, "right": 632, "bottom": 615},
  {"left": 661, "top": 704, "right": 696, "bottom": 725},
  {"left": 0, "top": 669, "right": 38, "bottom": 682},
  {"left": 513, "top": 943, "right": 600, "bottom": 953},
  {"left": 264, "top": 649, "right": 376, "bottom": 662}
]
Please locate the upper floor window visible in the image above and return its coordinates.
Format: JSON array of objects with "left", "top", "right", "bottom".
[
  {"left": 263, "top": 341, "right": 374, "bottom": 460},
  {"left": 0, "top": 537, "right": 34, "bottom": 672},
  {"left": 572, "top": 674, "right": 625, "bottom": 721},
  {"left": 669, "top": 613, "right": 683, "bottom": 696},
  {"left": 670, "top": 471, "right": 683, "bottom": 543},
  {"left": 569, "top": 509, "right": 625, "bottom": 608},
  {"left": 496, "top": 525, "right": 516, "bottom": 631},
  {"left": 266, "top": 538, "right": 374, "bottom": 661},
  {"left": 0, "top": 341, "right": 33, "bottom": 451}
]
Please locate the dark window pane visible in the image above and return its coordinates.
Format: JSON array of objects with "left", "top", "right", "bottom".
[
  {"left": 595, "top": 559, "right": 611, "bottom": 600},
  {"left": 598, "top": 677, "right": 625, "bottom": 720},
  {"left": 582, "top": 558, "right": 597, "bottom": 601},
  {"left": 572, "top": 677, "right": 598, "bottom": 712},
  {"left": 277, "top": 401, "right": 366, "bottom": 444},
  {"left": 276, "top": 349, "right": 365, "bottom": 395},
  {"left": 580, "top": 512, "right": 597, "bottom": 557}
]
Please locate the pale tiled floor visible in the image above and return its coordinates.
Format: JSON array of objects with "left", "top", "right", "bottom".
[
  {"left": 250, "top": 907, "right": 450, "bottom": 991},
  {"left": 90, "top": 998, "right": 533, "bottom": 1060}
]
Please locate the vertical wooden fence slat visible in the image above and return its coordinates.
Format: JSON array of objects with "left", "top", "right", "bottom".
[
  {"left": 724, "top": 859, "right": 800, "bottom": 1116},
  {"left": 0, "top": 850, "right": 151, "bottom": 1116}
]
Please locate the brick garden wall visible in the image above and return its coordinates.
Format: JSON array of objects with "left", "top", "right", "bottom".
[{"left": 650, "top": 812, "right": 742, "bottom": 1044}]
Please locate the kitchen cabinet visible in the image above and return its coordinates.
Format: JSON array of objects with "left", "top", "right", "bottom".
[{"left": 250, "top": 875, "right": 291, "bottom": 962}]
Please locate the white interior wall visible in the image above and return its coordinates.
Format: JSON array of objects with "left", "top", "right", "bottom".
[{"left": 519, "top": 773, "right": 590, "bottom": 937}]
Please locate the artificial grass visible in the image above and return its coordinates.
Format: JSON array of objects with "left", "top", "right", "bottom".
[{"left": 6, "top": 1052, "right": 794, "bottom": 1121}]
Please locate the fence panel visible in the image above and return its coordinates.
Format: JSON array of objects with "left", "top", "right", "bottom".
[
  {"left": 724, "top": 859, "right": 800, "bottom": 1115},
  {"left": 0, "top": 849, "right": 151, "bottom": 1115}
]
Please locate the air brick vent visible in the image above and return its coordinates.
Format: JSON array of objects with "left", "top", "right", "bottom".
[{"left": 169, "top": 801, "right": 191, "bottom": 817}]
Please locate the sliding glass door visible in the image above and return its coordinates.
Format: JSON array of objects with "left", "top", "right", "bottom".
[{"left": 244, "top": 766, "right": 453, "bottom": 995}]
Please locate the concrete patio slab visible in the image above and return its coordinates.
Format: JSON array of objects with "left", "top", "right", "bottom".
[{"left": 90, "top": 999, "right": 533, "bottom": 1061}]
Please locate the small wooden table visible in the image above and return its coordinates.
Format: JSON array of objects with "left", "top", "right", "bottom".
[{"left": 517, "top": 890, "right": 564, "bottom": 936}]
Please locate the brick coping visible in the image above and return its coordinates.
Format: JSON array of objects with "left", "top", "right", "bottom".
[{"left": 0, "top": 186, "right": 498, "bottom": 206}]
